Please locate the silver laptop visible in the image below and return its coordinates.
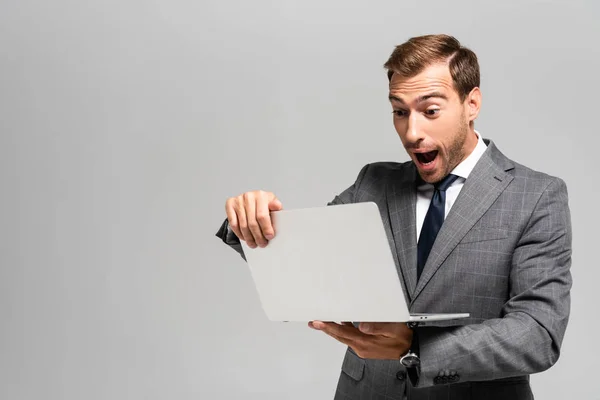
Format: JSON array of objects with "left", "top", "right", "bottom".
[{"left": 240, "top": 202, "right": 469, "bottom": 323}]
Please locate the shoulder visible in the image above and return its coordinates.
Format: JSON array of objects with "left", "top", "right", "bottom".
[
  {"left": 336, "top": 161, "right": 414, "bottom": 203},
  {"left": 491, "top": 149, "right": 570, "bottom": 232},
  {"left": 355, "top": 160, "right": 413, "bottom": 181},
  {"left": 487, "top": 139, "right": 567, "bottom": 196},
  {"left": 508, "top": 160, "right": 568, "bottom": 197},
  {"left": 501, "top": 160, "right": 571, "bottom": 242}
]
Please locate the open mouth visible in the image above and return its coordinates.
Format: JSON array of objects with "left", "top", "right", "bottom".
[{"left": 415, "top": 151, "right": 438, "bottom": 165}]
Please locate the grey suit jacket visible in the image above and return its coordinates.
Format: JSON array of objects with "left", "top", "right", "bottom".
[{"left": 215, "top": 139, "right": 572, "bottom": 400}]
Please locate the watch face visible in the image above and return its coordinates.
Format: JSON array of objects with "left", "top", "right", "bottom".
[{"left": 401, "top": 354, "right": 420, "bottom": 368}]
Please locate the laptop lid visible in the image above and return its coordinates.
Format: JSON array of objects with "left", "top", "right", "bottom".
[{"left": 240, "top": 202, "right": 412, "bottom": 322}]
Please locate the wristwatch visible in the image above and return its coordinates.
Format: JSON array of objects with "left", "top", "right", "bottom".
[
  {"left": 400, "top": 323, "right": 421, "bottom": 386},
  {"left": 400, "top": 350, "right": 420, "bottom": 368}
]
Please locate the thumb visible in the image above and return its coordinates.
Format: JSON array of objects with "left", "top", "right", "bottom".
[{"left": 268, "top": 197, "right": 283, "bottom": 211}]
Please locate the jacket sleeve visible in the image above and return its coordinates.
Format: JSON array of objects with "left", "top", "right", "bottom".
[
  {"left": 413, "top": 177, "right": 572, "bottom": 387},
  {"left": 214, "top": 163, "right": 372, "bottom": 259},
  {"left": 215, "top": 217, "right": 246, "bottom": 260}
]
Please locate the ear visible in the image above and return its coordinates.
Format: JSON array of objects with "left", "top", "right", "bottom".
[{"left": 465, "top": 87, "right": 481, "bottom": 123}]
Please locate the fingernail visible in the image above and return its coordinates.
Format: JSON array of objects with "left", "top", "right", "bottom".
[
  {"left": 265, "top": 234, "right": 274, "bottom": 240},
  {"left": 312, "top": 321, "right": 324, "bottom": 330}
]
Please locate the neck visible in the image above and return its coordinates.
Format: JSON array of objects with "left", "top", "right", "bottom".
[{"left": 461, "top": 128, "right": 479, "bottom": 162}]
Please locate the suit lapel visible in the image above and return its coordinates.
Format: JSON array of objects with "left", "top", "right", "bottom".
[
  {"left": 385, "top": 163, "right": 419, "bottom": 299},
  {"left": 411, "top": 141, "right": 515, "bottom": 304}
]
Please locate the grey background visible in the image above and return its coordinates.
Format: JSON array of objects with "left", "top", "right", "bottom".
[{"left": 0, "top": 0, "right": 597, "bottom": 399}]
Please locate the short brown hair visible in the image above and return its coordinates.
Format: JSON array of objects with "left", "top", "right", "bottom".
[{"left": 384, "top": 34, "right": 480, "bottom": 101}]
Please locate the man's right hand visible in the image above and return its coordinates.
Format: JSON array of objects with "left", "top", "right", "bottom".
[{"left": 225, "top": 191, "right": 283, "bottom": 249}]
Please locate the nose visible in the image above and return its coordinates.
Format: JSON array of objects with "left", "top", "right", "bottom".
[{"left": 404, "top": 113, "right": 424, "bottom": 145}]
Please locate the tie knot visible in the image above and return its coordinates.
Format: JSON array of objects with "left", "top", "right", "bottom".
[{"left": 434, "top": 174, "right": 459, "bottom": 191}]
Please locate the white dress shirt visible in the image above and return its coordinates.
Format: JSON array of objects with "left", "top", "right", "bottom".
[{"left": 415, "top": 131, "right": 487, "bottom": 241}]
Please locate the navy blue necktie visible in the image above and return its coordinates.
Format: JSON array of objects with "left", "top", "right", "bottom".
[{"left": 417, "top": 174, "right": 460, "bottom": 281}]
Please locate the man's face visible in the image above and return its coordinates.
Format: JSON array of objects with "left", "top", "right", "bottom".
[{"left": 389, "top": 63, "right": 479, "bottom": 183}]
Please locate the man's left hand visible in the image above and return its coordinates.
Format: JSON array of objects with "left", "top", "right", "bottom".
[{"left": 308, "top": 321, "right": 413, "bottom": 359}]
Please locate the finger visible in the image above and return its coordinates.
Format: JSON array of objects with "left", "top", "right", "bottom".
[
  {"left": 255, "top": 192, "right": 275, "bottom": 241},
  {"left": 309, "top": 322, "right": 357, "bottom": 347},
  {"left": 359, "top": 322, "right": 411, "bottom": 337},
  {"left": 225, "top": 198, "right": 243, "bottom": 240},
  {"left": 236, "top": 196, "right": 256, "bottom": 248},
  {"left": 243, "top": 192, "right": 268, "bottom": 247},
  {"left": 310, "top": 321, "right": 367, "bottom": 342},
  {"left": 323, "top": 331, "right": 356, "bottom": 348},
  {"left": 359, "top": 322, "right": 391, "bottom": 336},
  {"left": 268, "top": 195, "right": 283, "bottom": 211}
]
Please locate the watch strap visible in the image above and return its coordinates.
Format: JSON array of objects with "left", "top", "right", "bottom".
[{"left": 406, "top": 325, "right": 421, "bottom": 386}]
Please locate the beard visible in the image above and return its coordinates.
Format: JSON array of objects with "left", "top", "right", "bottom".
[
  {"left": 414, "top": 112, "right": 471, "bottom": 184},
  {"left": 444, "top": 114, "right": 470, "bottom": 178}
]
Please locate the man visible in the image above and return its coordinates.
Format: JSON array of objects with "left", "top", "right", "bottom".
[{"left": 215, "top": 34, "right": 572, "bottom": 399}]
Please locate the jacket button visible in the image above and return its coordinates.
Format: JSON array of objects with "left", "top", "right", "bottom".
[{"left": 396, "top": 371, "right": 406, "bottom": 381}]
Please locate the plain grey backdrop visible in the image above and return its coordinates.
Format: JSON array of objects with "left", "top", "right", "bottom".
[{"left": 1, "top": 0, "right": 598, "bottom": 399}]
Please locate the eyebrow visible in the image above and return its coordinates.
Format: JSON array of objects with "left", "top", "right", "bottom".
[{"left": 388, "top": 91, "right": 449, "bottom": 104}]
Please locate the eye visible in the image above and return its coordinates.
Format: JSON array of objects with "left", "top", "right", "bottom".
[
  {"left": 393, "top": 109, "right": 408, "bottom": 117},
  {"left": 425, "top": 108, "right": 440, "bottom": 116}
]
